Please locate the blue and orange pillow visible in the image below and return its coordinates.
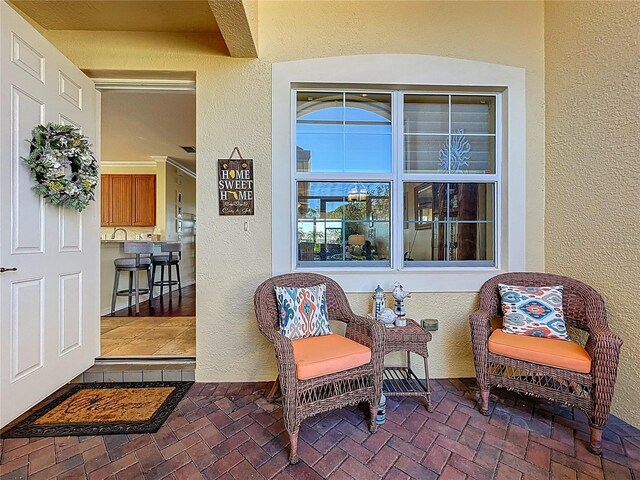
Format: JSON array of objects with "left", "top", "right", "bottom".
[
  {"left": 498, "top": 284, "right": 569, "bottom": 340},
  {"left": 274, "top": 284, "right": 332, "bottom": 339}
]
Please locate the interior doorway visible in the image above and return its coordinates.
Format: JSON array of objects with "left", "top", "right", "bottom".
[{"left": 96, "top": 78, "right": 196, "bottom": 358}]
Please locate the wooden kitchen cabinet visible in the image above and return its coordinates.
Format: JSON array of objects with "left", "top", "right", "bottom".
[
  {"left": 131, "top": 175, "right": 156, "bottom": 226},
  {"left": 100, "top": 175, "right": 111, "bottom": 226},
  {"left": 101, "top": 174, "right": 155, "bottom": 227},
  {"left": 109, "top": 175, "right": 132, "bottom": 226}
]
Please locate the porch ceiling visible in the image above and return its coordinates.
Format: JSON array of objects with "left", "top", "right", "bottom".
[
  {"left": 9, "top": 1, "right": 219, "bottom": 33},
  {"left": 9, "top": 0, "right": 258, "bottom": 57}
]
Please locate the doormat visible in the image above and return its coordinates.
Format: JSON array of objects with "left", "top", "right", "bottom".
[{"left": 1, "top": 381, "right": 192, "bottom": 438}]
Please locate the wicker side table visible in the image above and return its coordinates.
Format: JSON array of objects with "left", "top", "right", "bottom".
[{"left": 383, "top": 318, "right": 433, "bottom": 411}]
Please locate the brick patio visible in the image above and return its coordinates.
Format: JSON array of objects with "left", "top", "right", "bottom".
[{"left": 1, "top": 379, "right": 639, "bottom": 479}]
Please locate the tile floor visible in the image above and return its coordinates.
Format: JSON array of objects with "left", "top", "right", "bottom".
[
  {"left": 1, "top": 379, "right": 639, "bottom": 479},
  {"left": 100, "top": 317, "right": 196, "bottom": 356}
]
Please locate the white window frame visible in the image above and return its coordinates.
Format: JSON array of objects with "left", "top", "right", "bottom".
[
  {"left": 396, "top": 91, "right": 500, "bottom": 269},
  {"left": 272, "top": 55, "right": 526, "bottom": 293}
]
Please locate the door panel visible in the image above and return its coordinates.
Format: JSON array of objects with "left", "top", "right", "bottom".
[
  {"left": 59, "top": 272, "right": 82, "bottom": 356},
  {"left": 10, "top": 277, "right": 44, "bottom": 380},
  {"left": 59, "top": 113, "right": 81, "bottom": 130},
  {"left": 11, "top": 86, "right": 45, "bottom": 254},
  {"left": 58, "top": 71, "right": 83, "bottom": 109},
  {"left": 1, "top": 1, "right": 99, "bottom": 428},
  {"left": 59, "top": 207, "right": 82, "bottom": 252},
  {"left": 10, "top": 33, "right": 45, "bottom": 83}
]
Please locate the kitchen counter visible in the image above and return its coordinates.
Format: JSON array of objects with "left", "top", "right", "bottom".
[{"left": 101, "top": 238, "right": 164, "bottom": 244}]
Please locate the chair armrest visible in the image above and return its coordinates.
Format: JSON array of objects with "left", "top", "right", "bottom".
[
  {"left": 585, "top": 325, "right": 623, "bottom": 370},
  {"left": 262, "top": 329, "right": 295, "bottom": 368},
  {"left": 345, "top": 314, "right": 384, "bottom": 403},
  {"left": 469, "top": 309, "right": 493, "bottom": 345},
  {"left": 344, "top": 313, "right": 385, "bottom": 354}
]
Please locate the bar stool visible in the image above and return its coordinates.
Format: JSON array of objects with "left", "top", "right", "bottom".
[
  {"left": 110, "top": 242, "right": 154, "bottom": 315},
  {"left": 151, "top": 242, "right": 182, "bottom": 298}
]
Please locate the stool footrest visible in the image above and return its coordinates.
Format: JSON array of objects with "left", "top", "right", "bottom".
[{"left": 116, "top": 288, "right": 152, "bottom": 297}]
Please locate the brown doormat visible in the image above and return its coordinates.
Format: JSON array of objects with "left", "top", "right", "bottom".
[{"left": 1, "top": 381, "right": 192, "bottom": 438}]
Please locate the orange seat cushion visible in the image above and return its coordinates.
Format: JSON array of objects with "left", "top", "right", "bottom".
[
  {"left": 292, "top": 334, "right": 372, "bottom": 380},
  {"left": 488, "top": 329, "right": 592, "bottom": 374}
]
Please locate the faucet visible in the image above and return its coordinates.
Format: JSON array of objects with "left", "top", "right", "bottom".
[{"left": 111, "top": 228, "right": 128, "bottom": 240}]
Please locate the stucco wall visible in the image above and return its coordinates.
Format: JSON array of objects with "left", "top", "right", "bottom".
[
  {"left": 545, "top": 1, "right": 640, "bottom": 427},
  {"left": 38, "top": 1, "right": 545, "bottom": 381}
]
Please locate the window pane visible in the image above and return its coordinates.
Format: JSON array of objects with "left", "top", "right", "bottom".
[
  {"left": 297, "top": 92, "right": 343, "bottom": 122},
  {"left": 450, "top": 221, "right": 494, "bottom": 262},
  {"left": 345, "top": 128, "right": 392, "bottom": 173},
  {"left": 297, "top": 182, "right": 391, "bottom": 265},
  {"left": 345, "top": 93, "right": 391, "bottom": 123},
  {"left": 403, "top": 224, "right": 446, "bottom": 261},
  {"left": 447, "top": 183, "right": 494, "bottom": 221},
  {"left": 296, "top": 92, "right": 392, "bottom": 173},
  {"left": 403, "top": 182, "right": 495, "bottom": 264},
  {"left": 449, "top": 134, "right": 495, "bottom": 174},
  {"left": 296, "top": 133, "right": 344, "bottom": 172},
  {"left": 404, "top": 135, "right": 448, "bottom": 173},
  {"left": 451, "top": 95, "right": 495, "bottom": 134},
  {"left": 404, "top": 95, "right": 448, "bottom": 134}
]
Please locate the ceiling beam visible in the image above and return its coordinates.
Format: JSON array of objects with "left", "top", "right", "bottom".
[{"left": 208, "top": 0, "right": 258, "bottom": 58}]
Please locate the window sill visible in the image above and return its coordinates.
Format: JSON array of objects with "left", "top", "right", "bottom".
[{"left": 291, "top": 265, "right": 503, "bottom": 293}]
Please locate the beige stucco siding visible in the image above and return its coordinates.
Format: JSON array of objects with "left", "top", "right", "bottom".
[
  {"left": 545, "top": 1, "right": 640, "bottom": 427},
  {"left": 41, "top": 2, "right": 545, "bottom": 382}
]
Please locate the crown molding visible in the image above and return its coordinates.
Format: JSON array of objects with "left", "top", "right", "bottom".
[
  {"left": 93, "top": 78, "right": 195, "bottom": 92},
  {"left": 166, "top": 157, "right": 196, "bottom": 178},
  {"left": 101, "top": 159, "right": 157, "bottom": 167}
]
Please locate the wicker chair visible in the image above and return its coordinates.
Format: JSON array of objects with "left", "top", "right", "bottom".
[
  {"left": 254, "top": 273, "right": 384, "bottom": 464},
  {"left": 470, "top": 272, "right": 622, "bottom": 455}
]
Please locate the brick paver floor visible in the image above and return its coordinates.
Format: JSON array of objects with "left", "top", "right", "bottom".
[{"left": 1, "top": 379, "right": 639, "bottom": 479}]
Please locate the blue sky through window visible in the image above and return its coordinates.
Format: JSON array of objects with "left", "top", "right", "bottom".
[{"left": 296, "top": 103, "right": 392, "bottom": 173}]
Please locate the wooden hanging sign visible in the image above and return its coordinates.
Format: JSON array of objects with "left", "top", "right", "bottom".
[{"left": 218, "top": 147, "right": 254, "bottom": 215}]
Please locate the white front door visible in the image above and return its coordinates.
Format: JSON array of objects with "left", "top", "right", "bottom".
[{"left": 0, "top": 1, "right": 100, "bottom": 428}]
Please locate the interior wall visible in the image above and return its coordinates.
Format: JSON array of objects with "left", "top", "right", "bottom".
[
  {"left": 165, "top": 163, "right": 197, "bottom": 288},
  {"left": 545, "top": 1, "right": 640, "bottom": 427},
  {"left": 38, "top": 0, "right": 545, "bottom": 382}
]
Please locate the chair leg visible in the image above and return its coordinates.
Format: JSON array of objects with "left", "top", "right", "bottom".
[
  {"left": 176, "top": 263, "right": 182, "bottom": 297},
  {"left": 134, "top": 270, "right": 140, "bottom": 315},
  {"left": 168, "top": 263, "right": 173, "bottom": 296},
  {"left": 160, "top": 265, "right": 165, "bottom": 298},
  {"left": 288, "top": 428, "right": 299, "bottom": 464},
  {"left": 369, "top": 403, "right": 378, "bottom": 433},
  {"left": 266, "top": 376, "right": 279, "bottom": 402},
  {"left": 151, "top": 263, "right": 157, "bottom": 298},
  {"left": 147, "top": 268, "right": 154, "bottom": 310},
  {"left": 588, "top": 427, "right": 603, "bottom": 455},
  {"left": 128, "top": 272, "right": 133, "bottom": 308},
  {"left": 479, "top": 390, "right": 490, "bottom": 415},
  {"left": 111, "top": 270, "right": 120, "bottom": 315}
]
